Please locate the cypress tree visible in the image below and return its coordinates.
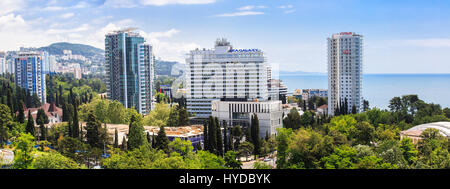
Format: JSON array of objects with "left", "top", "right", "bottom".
[
  {"left": 223, "top": 120, "right": 228, "bottom": 153},
  {"left": 208, "top": 116, "right": 217, "bottom": 154},
  {"left": 352, "top": 105, "right": 357, "bottom": 114},
  {"left": 25, "top": 110, "right": 35, "bottom": 136},
  {"left": 7, "top": 89, "right": 14, "bottom": 116},
  {"left": 39, "top": 122, "right": 46, "bottom": 141},
  {"left": 128, "top": 115, "right": 148, "bottom": 150},
  {"left": 121, "top": 136, "right": 127, "bottom": 151},
  {"left": 114, "top": 128, "right": 119, "bottom": 148},
  {"left": 85, "top": 111, "right": 102, "bottom": 148},
  {"left": 72, "top": 99, "right": 79, "bottom": 138},
  {"left": 216, "top": 117, "right": 223, "bottom": 157},
  {"left": 146, "top": 132, "right": 152, "bottom": 148},
  {"left": 155, "top": 126, "right": 169, "bottom": 153},
  {"left": 251, "top": 114, "right": 261, "bottom": 158},
  {"left": 203, "top": 121, "right": 208, "bottom": 151},
  {"left": 17, "top": 101, "right": 25, "bottom": 123},
  {"left": 344, "top": 98, "right": 348, "bottom": 115}
]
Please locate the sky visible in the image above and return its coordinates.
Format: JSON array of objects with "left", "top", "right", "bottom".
[{"left": 1, "top": 0, "right": 450, "bottom": 74}]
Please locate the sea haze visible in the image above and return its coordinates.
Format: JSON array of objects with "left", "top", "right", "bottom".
[{"left": 279, "top": 73, "right": 450, "bottom": 110}]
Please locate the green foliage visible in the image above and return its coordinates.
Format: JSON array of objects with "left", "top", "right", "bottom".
[
  {"left": 283, "top": 107, "right": 301, "bottom": 130},
  {"left": 224, "top": 151, "right": 242, "bottom": 169},
  {"left": 25, "top": 110, "right": 35, "bottom": 136},
  {"left": 0, "top": 104, "right": 13, "bottom": 147},
  {"left": 253, "top": 161, "right": 272, "bottom": 169},
  {"left": 143, "top": 103, "right": 170, "bottom": 126},
  {"left": 32, "top": 151, "right": 82, "bottom": 169},
  {"left": 286, "top": 128, "right": 334, "bottom": 169},
  {"left": 275, "top": 128, "right": 293, "bottom": 169},
  {"left": 300, "top": 111, "right": 315, "bottom": 126},
  {"left": 197, "top": 150, "right": 225, "bottom": 169},
  {"left": 169, "top": 138, "right": 193, "bottom": 157},
  {"left": 127, "top": 114, "right": 148, "bottom": 150},
  {"left": 155, "top": 126, "right": 170, "bottom": 153},
  {"left": 13, "top": 133, "right": 35, "bottom": 169},
  {"left": 321, "top": 145, "right": 357, "bottom": 169}
]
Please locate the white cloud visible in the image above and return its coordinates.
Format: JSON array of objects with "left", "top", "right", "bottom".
[
  {"left": 0, "top": 0, "right": 25, "bottom": 15},
  {"left": 140, "top": 0, "right": 216, "bottom": 6},
  {"left": 284, "top": 9, "right": 296, "bottom": 14},
  {"left": 103, "top": 0, "right": 139, "bottom": 8},
  {"left": 140, "top": 29, "right": 200, "bottom": 62},
  {"left": 61, "top": 12, "right": 75, "bottom": 19},
  {"left": 237, "top": 5, "right": 267, "bottom": 11},
  {"left": 278, "top": 5, "right": 294, "bottom": 9},
  {"left": 215, "top": 11, "right": 265, "bottom": 17},
  {"left": 148, "top": 29, "right": 180, "bottom": 38},
  {"left": 45, "top": 24, "right": 90, "bottom": 35},
  {"left": 103, "top": 0, "right": 216, "bottom": 8},
  {"left": 42, "top": 1, "right": 89, "bottom": 11}
]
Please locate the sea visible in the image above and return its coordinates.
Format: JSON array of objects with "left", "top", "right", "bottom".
[{"left": 279, "top": 74, "right": 450, "bottom": 110}]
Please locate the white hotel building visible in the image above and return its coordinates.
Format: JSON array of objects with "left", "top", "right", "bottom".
[
  {"left": 186, "top": 39, "right": 269, "bottom": 119},
  {"left": 328, "top": 32, "right": 363, "bottom": 115}
]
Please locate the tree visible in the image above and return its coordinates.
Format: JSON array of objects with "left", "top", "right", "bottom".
[
  {"left": 300, "top": 111, "right": 315, "bottom": 126},
  {"left": 143, "top": 103, "right": 170, "bottom": 126},
  {"left": 155, "top": 126, "right": 170, "bottom": 153},
  {"left": 215, "top": 117, "right": 223, "bottom": 157},
  {"left": 283, "top": 107, "right": 301, "bottom": 130},
  {"left": 167, "top": 105, "right": 179, "bottom": 126},
  {"left": 32, "top": 151, "right": 82, "bottom": 169},
  {"left": 13, "top": 133, "right": 35, "bottom": 169},
  {"left": 197, "top": 150, "right": 226, "bottom": 169},
  {"left": 207, "top": 116, "right": 217, "bottom": 154},
  {"left": 224, "top": 151, "right": 242, "bottom": 169},
  {"left": 349, "top": 121, "right": 375, "bottom": 145},
  {"left": 85, "top": 111, "right": 102, "bottom": 148},
  {"left": 251, "top": 114, "right": 261, "bottom": 158},
  {"left": 17, "top": 101, "right": 25, "bottom": 123},
  {"left": 169, "top": 138, "right": 194, "bottom": 157},
  {"left": 113, "top": 128, "right": 119, "bottom": 148},
  {"left": 0, "top": 104, "right": 13, "bottom": 148},
  {"left": 25, "top": 110, "right": 35, "bottom": 136},
  {"left": 223, "top": 121, "right": 229, "bottom": 153},
  {"left": 399, "top": 137, "right": 418, "bottom": 166},
  {"left": 321, "top": 145, "right": 357, "bottom": 169},
  {"left": 203, "top": 122, "right": 208, "bottom": 151},
  {"left": 232, "top": 125, "right": 243, "bottom": 151},
  {"left": 363, "top": 100, "right": 369, "bottom": 111},
  {"left": 176, "top": 106, "right": 190, "bottom": 126},
  {"left": 121, "top": 136, "right": 127, "bottom": 151},
  {"left": 127, "top": 115, "right": 148, "bottom": 150},
  {"left": 72, "top": 99, "right": 80, "bottom": 138},
  {"left": 285, "top": 128, "right": 334, "bottom": 169},
  {"left": 238, "top": 141, "right": 254, "bottom": 162}
]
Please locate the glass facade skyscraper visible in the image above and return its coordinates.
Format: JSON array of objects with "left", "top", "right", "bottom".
[{"left": 105, "top": 29, "right": 154, "bottom": 114}]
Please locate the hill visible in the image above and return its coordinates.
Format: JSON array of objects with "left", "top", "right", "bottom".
[{"left": 38, "top": 42, "right": 104, "bottom": 58}]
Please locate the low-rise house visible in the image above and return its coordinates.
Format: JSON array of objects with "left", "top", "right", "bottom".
[{"left": 400, "top": 122, "right": 450, "bottom": 144}]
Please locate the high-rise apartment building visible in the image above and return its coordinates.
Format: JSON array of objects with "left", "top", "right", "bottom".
[
  {"left": 328, "top": 32, "right": 363, "bottom": 115},
  {"left": 186, "top": 38, "right": 269, "bottom": 119},
  {"left": 105, "top": 29, "right": 154, "bottom": 114},
  {"left": 15, "top": 51, "right": 47, "bottom": 104},
  {"left": 0, "top": 52, "right": 6, "bottom": 74}
]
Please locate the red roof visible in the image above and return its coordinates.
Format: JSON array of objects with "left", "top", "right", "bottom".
[
  {"left": 317, "top": 104, "right": 328, "bottom": 110},
  {"left": 23, "top": 103, "right": 63, "bottom": 121}
]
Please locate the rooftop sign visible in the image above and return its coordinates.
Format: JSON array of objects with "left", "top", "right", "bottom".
[
  {"left": 229, "top": 49, "right": 260, "bottom": 52},
  {"left": 340, "top": 32, "right": 353, "bottom": 35}
]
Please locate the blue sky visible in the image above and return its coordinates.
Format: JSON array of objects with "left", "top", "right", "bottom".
[{"left": 1, "top": 0, "right": 450, "bottom": 73}]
